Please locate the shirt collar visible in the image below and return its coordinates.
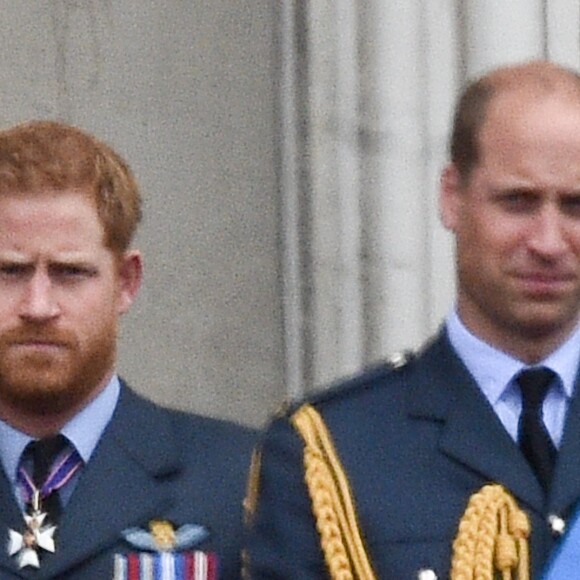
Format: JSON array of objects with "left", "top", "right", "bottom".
[
  {"left": 61, "top": 375, "right": 120, "bottom": 463},
  {"left": 446, "top": 308, "right": 580, "bottom": 404},
  {"left": 0, "top": 375, "right": 120, "bottom": 487}
]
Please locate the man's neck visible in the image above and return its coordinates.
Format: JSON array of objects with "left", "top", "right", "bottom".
[
  {"left": 0, "top": 405, "right": 87, "bottom": 438},
  {"left": 456, "top": 304, "right": 579, "bottom": 364},
  {"left": 0, "top": 382, "right": 111, "bottom": 438}
]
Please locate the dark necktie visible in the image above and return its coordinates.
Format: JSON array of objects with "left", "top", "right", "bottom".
[
  {"left": 517, "top": 367, "right": 557, "bottom": 492},
  {"left": 24, "top": 435, "right": 68, "bottom": 523}
]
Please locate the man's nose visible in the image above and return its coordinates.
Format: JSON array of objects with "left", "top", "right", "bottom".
[
  {"left": 19, "top": 271, "right": 60, "bottom": 321},
  {"left": 528, "top": 205, "right": 569, "bottom": 258}
]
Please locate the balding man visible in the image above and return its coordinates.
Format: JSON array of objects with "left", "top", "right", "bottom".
[{"left": 246, "top": 61, "right": 580, "bottom": 578}]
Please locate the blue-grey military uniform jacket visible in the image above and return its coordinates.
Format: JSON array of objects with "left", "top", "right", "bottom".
[
  {"left": 0, "top": 383, "right": 255, "bottom": 579},
  {"left": 247, "top": 329, "right": 580, "bottom": 578}
]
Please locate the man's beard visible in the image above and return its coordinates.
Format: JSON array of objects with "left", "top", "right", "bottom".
[{"left": 0, "top": 324, "right": 117, "bottom": 416}]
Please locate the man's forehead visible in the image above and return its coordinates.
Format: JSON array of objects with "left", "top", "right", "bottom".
[{"left": 476, "top": 94, "right": 580, "bottom": 155}]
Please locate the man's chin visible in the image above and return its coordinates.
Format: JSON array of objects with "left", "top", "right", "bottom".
[
  {"left": 1, "top": 384, "right": 79, "bottom": 415},
  {"left": 512, "top": 308, "right": 579, "bottom": 340}
]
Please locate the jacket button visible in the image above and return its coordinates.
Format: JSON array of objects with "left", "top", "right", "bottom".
[{"left": 548, "top": 514, "right": 566, "bottom": 536}]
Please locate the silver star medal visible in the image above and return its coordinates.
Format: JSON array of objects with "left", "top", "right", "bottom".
[{"left": 8, "top": 491, "right": 56, "bottom": 569}]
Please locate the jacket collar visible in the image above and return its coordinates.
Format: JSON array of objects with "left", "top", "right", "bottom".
[
  {"left": 0, "top": 384, "right": 183, "bottom": 579},
  {"left": 405, "top": 331, "right": 548, "bottom": 513}
]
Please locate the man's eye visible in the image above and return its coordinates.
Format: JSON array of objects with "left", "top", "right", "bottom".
[
  {"left": 51, "top": 265, "right": 96, "bottom": 279},
  {"left": 0, "top": 264, "right": 28, "bottom": 277},
  {"left": 62, "top": 267, "right": 84, "bottom": 276},
  {"left": 561, "top": 197, "right": 580, "bottom": 218},
  {"left": 498, "top": 193, "right": 537, "bottom": 212}
]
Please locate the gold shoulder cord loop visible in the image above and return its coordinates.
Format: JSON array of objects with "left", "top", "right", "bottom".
[
  {"left": 244, "top": 447, "right": 262, "bottom": 526},
  {"left": 292, "top": 404, "right": 377, "bottom": 580},
  {"left": 451, "top": 484, "right": 530, "bottom": 580},
  {"left": 242, "top": 447, "right": 262, "bottom": 580}
]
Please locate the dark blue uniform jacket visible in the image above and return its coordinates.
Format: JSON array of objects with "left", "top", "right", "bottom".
[
  {"left": 0, "top": 383, "right": 255, "bottom": 579},
  {"left": 247, "top": 330, "right": 580, "bottom": 579}
]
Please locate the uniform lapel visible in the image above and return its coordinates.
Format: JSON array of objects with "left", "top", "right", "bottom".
[
  {"left": 549, "top": 369, "right": 580, "bottom": 518},
  {"left": 40, "top": 386, "right": 182, "bottom": 578},
  {"left": 407, "top": 331, "right": 544, "bottom": 514},
  {"left": 438, "top": 384, "right": 543, "bottom": 511}
]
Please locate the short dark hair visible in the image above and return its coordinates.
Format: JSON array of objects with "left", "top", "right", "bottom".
[{"left": 450, "top": 80, "right": 495, "bottom": 183}]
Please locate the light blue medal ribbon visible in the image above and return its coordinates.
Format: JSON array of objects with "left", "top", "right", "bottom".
[{"left": 542, "top": 509, "right": 580, "bottom": 579}]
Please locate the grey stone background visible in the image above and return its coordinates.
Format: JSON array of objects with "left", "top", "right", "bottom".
[
  {"left": 0, "top": 1, "right": 283, "bottom": 427},
  {"left": 4, "top": 1, "right": 576, "bottom": 429}
]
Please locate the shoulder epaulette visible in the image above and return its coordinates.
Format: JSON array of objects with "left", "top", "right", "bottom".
[
  {"left": 279, "top": 350, "right": 415, "bottom": 579},
  {"left": 291, "top": 403, "right": 377, "bottom": 579},
  {"left": 290, "top": 349, "right": 417, "bottom": 411}
]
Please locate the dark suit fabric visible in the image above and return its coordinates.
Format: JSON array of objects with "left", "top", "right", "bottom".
[
  {"left": 247, "top": 330, "right": 580, "bottom": 579},
  {"left": 0, "top": 384, "right": 256, "bottom": 579}
]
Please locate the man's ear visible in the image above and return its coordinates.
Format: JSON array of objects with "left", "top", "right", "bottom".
[
  {"left": 439, "top": 163, "right": 463, "bottom": 232},
  {"left": 116, "top": 250, "right": 143, "bottom": 315}
]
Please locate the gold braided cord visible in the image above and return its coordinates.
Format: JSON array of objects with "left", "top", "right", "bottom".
[
  {"left": 243, "top": 448, "right": 262, "bottom": 526},
  {"left": 292, "top": 404, "right": 377, "bottom": 580},
  {"left": 451, "top": 484, "right": 530, "bottom": 580},
  {"left": 241, "top": 448, "right": 263, "bottom": 580}
]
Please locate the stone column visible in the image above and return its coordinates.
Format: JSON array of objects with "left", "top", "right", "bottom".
[{"left": 282, "top": 0, "right": 580, "bottom": 398}]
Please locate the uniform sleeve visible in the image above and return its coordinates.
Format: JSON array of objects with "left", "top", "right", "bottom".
[{"left": 245, "top": 416, "right": 329, "bottom": 579}]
